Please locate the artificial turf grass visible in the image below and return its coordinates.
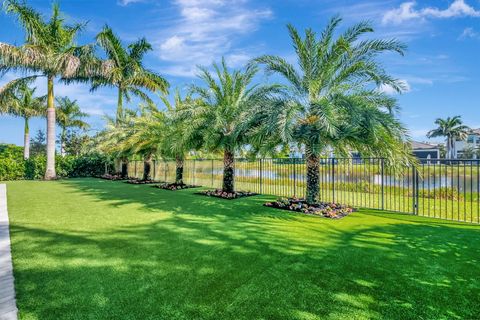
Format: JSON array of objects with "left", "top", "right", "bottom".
[{"left": 4, "top": 178, "right": 480, "bottom": 320}]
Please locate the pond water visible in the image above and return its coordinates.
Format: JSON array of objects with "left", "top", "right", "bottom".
[{"left": 207, "top": 169, "right": 479, "bottom": 192}]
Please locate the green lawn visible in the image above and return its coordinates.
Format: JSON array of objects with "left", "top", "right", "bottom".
[{"left": 5, "top": 178, "right": 480, "bottom": 319}]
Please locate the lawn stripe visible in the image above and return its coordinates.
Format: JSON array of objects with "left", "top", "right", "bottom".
[{"left": 0, "top": 184, "right": 17, "bottom": 320}]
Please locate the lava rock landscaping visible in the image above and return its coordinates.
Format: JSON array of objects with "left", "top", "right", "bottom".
[
  {"left": 100, "top": 174, "right": 127, "bottom": 181},
  {"left": 196, "top": 189, "right": 258, "bottom": 200},
  {"left": 153, "top": 183, "right": 198, "bottom": 191},
  {"left": 125, "top": 179, "right": 158, "bottom": 185},
  {"left": 264, "top": 197, "right": 355, "bottom": 219}
]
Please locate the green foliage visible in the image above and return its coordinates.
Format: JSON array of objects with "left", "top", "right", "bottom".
[
  {"left": 0, "top": 144, "right": 113, "bottom": 180},
  {"left": 30, "top": 129, "right": 46, "bottom": 157},
  {"left": 428, "top": 116, "right": 470, "bottom": 159}
]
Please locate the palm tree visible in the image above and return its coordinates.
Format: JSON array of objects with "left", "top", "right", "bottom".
[
  {"left": 96, "top": 109, "right": 138, "bottom": 178},
  {"left": 254, "top": 17, "right": 412, "bottom": 204},
  {"left": 93, "top": 25, "right": 169, "bottom": 122},
  {"left": 125, "top": 103, "right": 167, "bottom": 181},
  {"left": 186, "top": 59, "right": 279, "bottom": 193},
  {"left": 55, "top": 97, "right": 89, "bottom": 156},
  {"left": 0, "top": 1, "right": 102, "bottom": 179},
  {"left": 160, "top": 90, "right": 203, "bottom": 185},
  {"left": 0, "top": 82, "right": 44, "bottom": 159},
  {"left": 427, "top": 116, "right": 470, "bottom": 159}
]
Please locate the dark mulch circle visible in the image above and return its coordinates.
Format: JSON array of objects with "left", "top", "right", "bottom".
[
  {"left": 264, "top": 197, "right": 355, "bottom": 219},
  {"left": 100, "top": 174, "right": 128, "bottom": 181},
  {"left": 152, "top": 183, "right": 199, "bottom": 191},
  {"left": 125, "top": 179, "right": 158, "bottom": 185},
  {"left": 196, "top": 189, "right": 258, "bottom": 200}
]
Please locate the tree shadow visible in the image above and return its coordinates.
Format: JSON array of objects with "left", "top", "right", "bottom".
[{"left": 9, "top": 178, "right": 480, "bottom": 319}]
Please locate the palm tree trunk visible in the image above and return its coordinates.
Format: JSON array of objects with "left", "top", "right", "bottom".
[
  {"left": 60, "top": 127, "right": 66, "bottom": 157},
  {"left": 175, "top": 156, "right": 184, "bottom": 185},
  {"left": 121, "top": 158, "right": 128, "bottom": 179},
  {"left": 451, "top": 137, "right": 456, "bottom": 159},
  {"left": 305, "top": 146, "right": 320, "bottom": 204},
  {"left": 143, "top": 154, "right": 152, "bottom": 181},
  {"left": 45, "top": 75, "right": 56, "bottom": 180},
  {"left": 222, "top": 149, "right": 235, "bottom": 193},
  {"left": 23, "top": 117, "right": 30, "bottom": 160},
  {"left": 116, "top": 88, "right": 123, "bottom": 124}
]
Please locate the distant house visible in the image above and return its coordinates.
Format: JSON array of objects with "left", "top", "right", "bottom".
[
  {"left": 411, "top": 141, "right": 440, "bottom": 160},
  {"left": 454, "top": 128, "right": 480, "bottom": 159}
]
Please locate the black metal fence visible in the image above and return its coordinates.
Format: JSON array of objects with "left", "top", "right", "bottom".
[{"left": 127, "top": 158, "right": 480, "bottom": 224}]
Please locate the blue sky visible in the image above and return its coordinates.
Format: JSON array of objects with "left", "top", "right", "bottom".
[{"left": 0, "top": 0, "right": 479, "bottom": 146}]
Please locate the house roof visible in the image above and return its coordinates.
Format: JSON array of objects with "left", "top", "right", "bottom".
[
  {"left": 470, "top": 128, "right": 480, "bottom": 135},
  {"left": 411, "top": 141, "right": 438, "bottom": 150}
]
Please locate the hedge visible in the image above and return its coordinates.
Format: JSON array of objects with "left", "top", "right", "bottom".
[{"left": 0, "top": 144, "right": 113, "bottom": 181}]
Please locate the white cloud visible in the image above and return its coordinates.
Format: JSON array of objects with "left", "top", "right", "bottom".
[
  {"left": 383, "top": 0, "right": 480, "bottom": 25},
  {"left": 153, "top": 0, "right": 272, "bottom": 77},
  {"left": 118, "top": 0, "right": 144, "bottom": 6},
  {"left": 459, "top": 27, "right": 480, "bottom": 39},
  {"left": 378, "top": 79, "right": 411, "bottom": 94}
]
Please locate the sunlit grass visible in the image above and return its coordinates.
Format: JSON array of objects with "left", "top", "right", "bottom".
[{"left": 6, "top": 178, "right": 480, "bottom": 319}]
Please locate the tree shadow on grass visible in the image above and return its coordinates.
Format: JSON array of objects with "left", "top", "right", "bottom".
[{"left": 10, "top": 178, "right": 480, "bottom": 319}]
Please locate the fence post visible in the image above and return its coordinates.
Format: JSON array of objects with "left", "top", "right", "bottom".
[
  {"left": 381, "top": 158, "right": 385, "bottom": 211},
  {"left": 293, "top": 157, "right": 297, "bottom": 197},
  {"left": 332, "top": 158, "right": 335, "bottom": 203},
  {"left": 259, "top": 158, "right": 263, "bottom": 194},
  {"left": 153, "top": 160, "right": 156, "bottom": 181},
  {"left": 211, "top": 159, "right": 214, "bottom": 187},
  {"left": 193, "top": 159, "right": 196, "bottom": 186},
  {"left": 134, "top": 161, "right": 137, "bottom": 178},
  {"left": 164, "top": 161, "right": 167, "bottom": 182},
  {"left": 413, "top": 166, "right": 419, "bottom": 215}
]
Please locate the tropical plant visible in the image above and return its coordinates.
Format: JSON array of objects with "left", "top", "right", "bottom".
[
  {"left": 254, "top": 16, "right": 413, "bottom": 204},
  {"left": 30, "top": 129, "right": 46, "bottom": 157},
  {"left": 427, "top": 116, "right": 470, "bottom": 159},
  {"left": 124, "top": 103, "right": 167, "bottom": 181},
  {"left": 0, "top": 83, "right": 44, "bottom": 159},
  {"left": 185, "top": 59, "right": 279, "bottom": 193},
  {"left": 62, "top": 130, "right": 92, "bottom": 157},
  {"left": 0, "top": 0, "right": 102, "bottom": 179},
  {"left": 96, "top": 109, "right": 138, "bottom": 178},
  {"left": 93, "top": 25, "right": 169, "bottom": 122},
  {"left": 159, "top": 90, "right": 203, "bottom": 184},
  {"left": 55, "top": 96, "right": 89, "bottom": 156}
]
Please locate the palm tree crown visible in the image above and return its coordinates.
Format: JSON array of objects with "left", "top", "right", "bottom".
[
  {"left": 184, "top": 58, "right": 279, "bottom": 193},
  {"left": 254, "top": 16, "right": 412, "bottom": 203},
  {"left": 55, "top": 97, "right": 89, "bottom": 156},
  {"left": 0, "top": 82, "right": 44, "bottom": 159},
  {"left": 94, "top": 25, "right": 169, "bottom": 122},
  {"left": 427, "top": 116, "right": 470, "bottom": 159},
  {"left": 0, "top": 0, "right": 102, "bottom": 179}
]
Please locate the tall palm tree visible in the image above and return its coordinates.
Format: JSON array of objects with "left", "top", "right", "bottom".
[
  {"left": 186, "top": 59, "right": 279, "bottom": 193},
  {"left": 254, "top": 17, "right": 412, "bottom": 204},
  {"left": 55, "top": 97, "right": 89, "bottom": 156},
  {"left": 0, "top": 1, "right": 102, "bottom": 179},
  {"left": 0, "top": 83, "right": 44, "bottom": 159},
  {"left": 427, "top": 116, "right": 470, "bottom": 159},
  {"left": 93, "top": 25, "right": 169, "bottom": 122}
]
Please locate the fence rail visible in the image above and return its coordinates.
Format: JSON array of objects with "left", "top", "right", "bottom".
[{"left": 127, "top": 158, "right": 480, "bottom": 224}]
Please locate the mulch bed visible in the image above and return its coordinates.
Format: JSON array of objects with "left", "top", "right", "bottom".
[
  {"left": 264, "top": 197, "right": 355, "bottom": 219},
  {"left": 152, "top": 183, "right": 198, "bottom": 191},
  {"left": 196, "top": 189, "right": 258, "bottom": 200},
  {"left": 100, "top": 174, "right": 128, "bottom": 181},
  {"left": 125, "top": 179, "right": 158, "bottom": 185}
]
